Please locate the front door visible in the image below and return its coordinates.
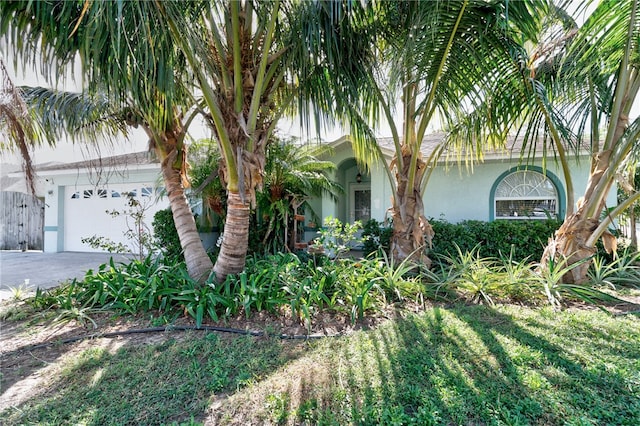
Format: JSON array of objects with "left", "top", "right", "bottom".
[{"left": 350, "top": 184, "right": 371, "bottom": 224}]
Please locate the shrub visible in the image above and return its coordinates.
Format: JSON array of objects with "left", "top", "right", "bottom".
[
  {"left": 362, "top": 219, "right": 393, "bottom": 256},
  {"left": 430, "top": 218, "right": 561, "bottom": 263},
  {"left": 316, "top": 217, "right": 363, "bottom": 258},
  {"left": 152, "top": 208, "right": 183, "bottom": 261},
  {"left": 29, "top": 256, "right": 191, "bottom": 321}
]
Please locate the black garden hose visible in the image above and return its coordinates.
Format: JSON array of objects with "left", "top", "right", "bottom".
[{"left": 23, "top": 325, "right": 336, "bottom": 351}]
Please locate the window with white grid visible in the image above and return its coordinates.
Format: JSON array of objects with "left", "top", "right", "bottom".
[{"left": 494, "top": 170, "right": 558, "bottom": 219}]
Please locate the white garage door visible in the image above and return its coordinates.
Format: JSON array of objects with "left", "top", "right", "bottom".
[{"left": 64, "top": 183, "right": 168, "bottom": 252}]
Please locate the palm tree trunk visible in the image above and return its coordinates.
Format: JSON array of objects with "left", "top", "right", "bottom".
[
  {"left": 540, "top": 208, "right": 598, "bottom": 284},
  {"left": 160, "top": 151, "right": 213, "bottom": 283},
  {"left": 539, "top": 152, "right": 613, "bottom": 284},
  {"left": 390, "top": 152, "right": 434, "bottom": 267},
  {"left": 213, "top": 191, "right": 250, "bottom": 281}
]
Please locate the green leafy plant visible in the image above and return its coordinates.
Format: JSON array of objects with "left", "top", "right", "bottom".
[
  {"left": 316, "top": 216, "right": 363, "bottom": 259},
  {"left": 368, "top": 249, "right": 422, "bottom": 304},
  {"left": 333, "top": 259, "right": 382, "bottom": 322},
  {"left": 281, "top": 276, "right": 313, "bottom": 328},
  {"left": 79, "top": 236, "right": 129, "bottom": 255},
  {"left": 588, "top": 249, "right": 640, "bottom": 289},
  {"left": 532, "top": 255, "right": 621, "bottom": 309},
  {"left": 495, "top": 248, "right": 538, "bottom": 302},
  {"left": 173, "top": 282, "right": 226, "bottom": 327},
  {"left": 435, "top": 244, "right": 504, "bottom": 305},
  {"left": 252, "top": 139, "right": 342, "bottom": 255},
  {"left": 29, "top": 256, "right": 190, "bottom": 319},
  {"left": 152, "top": 208, "right": 183, "bottom": 261},
  {"left": 430, "top": 218, "right": 561, "bottom": 263},
  {"left": 362, "top": 218, "right": 393, "bottom": 256},
  {"left": 8, "top": 279, "right": 33, "bottom": 301}
]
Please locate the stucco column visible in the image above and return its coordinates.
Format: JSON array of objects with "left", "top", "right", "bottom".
[{"left": 42, "top": 181, "right": 60, "bottom": 252}]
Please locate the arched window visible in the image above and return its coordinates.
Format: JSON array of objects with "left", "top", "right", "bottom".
[{"left": 493, "top": 170, "right": 560, "bottom": 219}]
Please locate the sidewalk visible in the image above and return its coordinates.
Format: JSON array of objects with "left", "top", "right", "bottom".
[{"left": 0, "top": 251, "right": 132, "bottom": 300}]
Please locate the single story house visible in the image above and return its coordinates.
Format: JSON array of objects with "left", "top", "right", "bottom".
[
  {"left": 303, "top": 133, "right": 615, "bottom": 240},
  {"left": 6, "top": 132, "right": 615, "bottom": 253}
]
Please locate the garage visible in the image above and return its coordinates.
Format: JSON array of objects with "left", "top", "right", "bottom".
[
  {"left": 63, "top": 183, "right": 168, "bottom": 252},
  {"left": 33, "top": 152, "right": 171, "bottom": 253}
]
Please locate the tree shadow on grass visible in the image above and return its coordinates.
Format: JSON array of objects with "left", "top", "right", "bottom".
[
  {"left": 453, "top": 305, "right": 640, "bottom": 423},
  {"left": 185, "top": 304, "right": 640, "bottom": 425},
  {"left": 337, "top": 306, "right": 541, "bottom": 424},
  {"left": 331, "top": 304, "right": 640, "bottom": 425},
  {"left": 0, "top": 331, "right": 295, "bottom": 425},
  {"left": 0, "top": 320, "right": 109, "bottom": 398},
  {"left": 11, "top": 305, "right": 635, "bottom": 425}
]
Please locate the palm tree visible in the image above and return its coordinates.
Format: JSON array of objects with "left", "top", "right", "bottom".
[
  {"left": 317, "top": 1, "right": 544, "bottom": 267},
  {"left": 157, "top": 0, "right": 375, "bottom": 280},
  {"left": 1, "top": 57, "right": 39, "bottom": 194},
  {"left": 489, "top": 0, "right": 640, "bottom": 283},
  {"left": 3, "top": 0, "right": 379, "bottom": 281},
  {"left": 1, "top": 57, "right": 127, "bottom": 193},
  {"left": 541, "top": 0, "right": 640, "bottom": 283},
  {"left": 1, "top": 1, "right": 214, "bottom": 281},
  {"left": 618, "top": 165, "right": 640, "bottom": 249},
  {"left": 257, "top": 138, "right": 342, "bottom": 253}
]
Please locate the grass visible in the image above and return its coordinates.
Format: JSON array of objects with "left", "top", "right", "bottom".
[
  {"left": 2, "top": 304, "right": 639, "bottom": 425},
  {"left": 1, "top": 331, "right": 288, "bottom": 425}
]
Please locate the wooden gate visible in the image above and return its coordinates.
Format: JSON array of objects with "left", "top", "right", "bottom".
[{"left": 0, "top": 191, "right": 45, "bottom": 250}]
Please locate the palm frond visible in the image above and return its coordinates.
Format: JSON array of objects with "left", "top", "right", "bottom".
[
  {"left": 19, "top": 86, "right": 128, "bottom": 144},
  {"left": 1, "top": 0, "right": 197, "bottom": 131},
  {"left": 0, "top": 57, "right": 37, "bottom": 192}
]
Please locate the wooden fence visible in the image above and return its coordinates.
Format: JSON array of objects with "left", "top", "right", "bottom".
[{"left": 0, "top": 191, "right": 45, "bottom": 250}]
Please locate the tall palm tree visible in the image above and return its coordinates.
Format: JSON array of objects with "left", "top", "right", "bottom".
[
  {"left": 1, "top": 1, "right": 214, "bottom": 281},
  {"left": 487, "top": 0, "right": 640, "bottom": 283},
  {"left": 318, "top": 0, "right": 544, "bottom": 266},
  {"left": 157, "top": 0, "right": 375, "bottom": 280},
  {"left": 541, "top": 0, "right": 640, "bottom": 283},
  {"left": 4, "top": 0, "right": 379, "bottom": 281}
]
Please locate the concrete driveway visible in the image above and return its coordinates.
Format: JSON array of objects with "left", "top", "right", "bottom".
[{"left": 0, "top": 251, "right": 133, "bottom": 300}]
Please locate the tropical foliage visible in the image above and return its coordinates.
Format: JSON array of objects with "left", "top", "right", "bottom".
[
  {"left": 156, "top": 0, "right": 378, "bottom": 280},
  {"left": 479, "top": 0, "right": 640, "bottom": 283},
  {"left": 24, "top": 233, "right": 638, "bottom": 333},
  {"left": 254, "top": 139, "right": 342, "bottom": 253},
  {"left": 3, "top": 0, "right": 639, "bottom": 286},
  {"left": 1, "top": 1, "right": 214, "bottom": 281},
  {"left": 0, "top": 57, "right": 127, "bottom": 193},
  {"left": 172, "top": 137, "right": 342, "bottom": 255},
  {"left": 303, "top": 0, "right": 547, "bottom": 268}
]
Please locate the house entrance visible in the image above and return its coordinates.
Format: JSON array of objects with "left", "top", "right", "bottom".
[{"left": 350, "top": 184, "right": 371, "bottom": 224}]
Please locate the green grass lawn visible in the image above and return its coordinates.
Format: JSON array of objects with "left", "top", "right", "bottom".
[{"left": 2, "top": 304, "right": 639, "bottom": 425}]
